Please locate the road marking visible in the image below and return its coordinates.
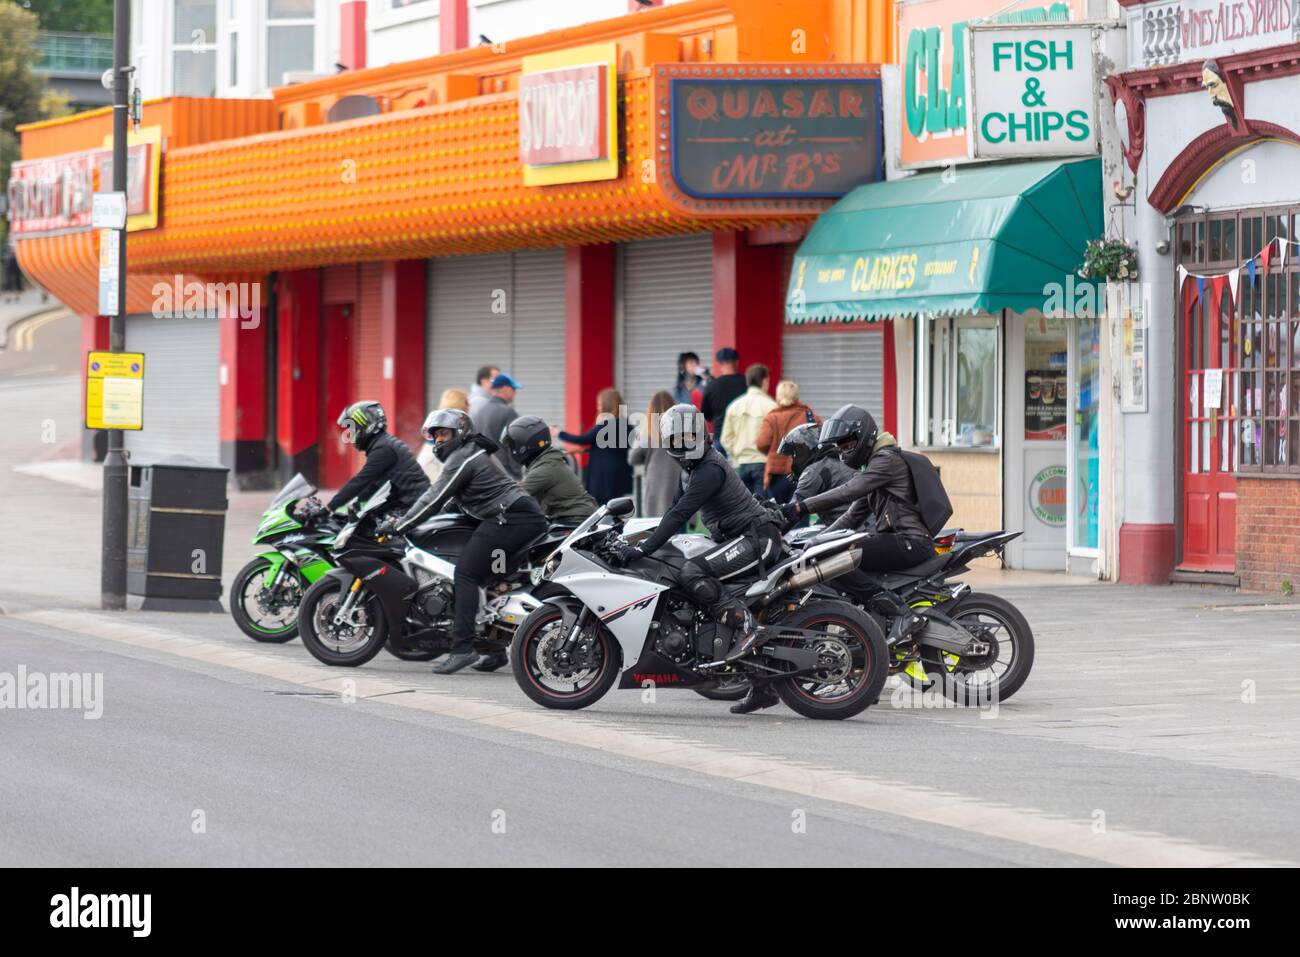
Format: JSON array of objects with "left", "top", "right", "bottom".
[
  {"left": 13, "top": 608, "right": 1295, "bottom": 868},
  {"left": 6, "top": 309, "right": 70, "bottom": 352}
]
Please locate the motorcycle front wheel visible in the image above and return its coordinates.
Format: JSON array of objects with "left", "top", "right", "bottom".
[
  {"left": 511, "top": 605, "right": 620, "bottom": 710},
  {"left": 771, "top": 601, "right": 888, "bottom": 720},
  {"left": 230, "top": 556, "right": 303, "bottom": 643},
  {"left": 298, "top": 577, "right": 388, "bottom": 667}
]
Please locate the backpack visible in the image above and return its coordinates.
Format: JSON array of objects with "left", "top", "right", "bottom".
[{"left": 884, "top": 446, "right": 953, "bottom": 537}]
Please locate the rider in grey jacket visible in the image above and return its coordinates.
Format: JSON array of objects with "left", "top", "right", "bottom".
[{"left": 384, "top": 408, "right": 546, "bottom": 675}]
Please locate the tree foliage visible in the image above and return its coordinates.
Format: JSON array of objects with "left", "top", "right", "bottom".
[{"left": 2, "top": 3, "right": 74, "bottom": 241}]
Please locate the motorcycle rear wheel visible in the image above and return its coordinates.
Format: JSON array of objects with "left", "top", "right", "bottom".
[
  {"left": 922, "top": 592, "right": 1034, "bottom": 706},
  {"left": 298, "top": 577, "right": 388, "bottom": 667},
  {"left": 772, "top": 601, "right": 888, "bottom": 720}
]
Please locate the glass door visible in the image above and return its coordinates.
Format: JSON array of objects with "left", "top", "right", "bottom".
[{"left": 1070, "top": 317, "right": 1100, "bottom": 552}]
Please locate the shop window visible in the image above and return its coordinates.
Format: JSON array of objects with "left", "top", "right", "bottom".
[
  {"left": 267, "top": 0, "right": 314, "bottom": 86},
  {"left": 915, "top": 316, "right": 1000, "bottom": 449},
  {"left": 172, "top": 0, "right": 217, "bottom": 96},
  {"left": 1236, "top": 209, "right": 1300, "bottom": 473}
]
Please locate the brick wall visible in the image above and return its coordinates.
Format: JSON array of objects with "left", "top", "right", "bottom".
[{"left": 1236, "top": 477, "right": 1300, "bottom": 593}]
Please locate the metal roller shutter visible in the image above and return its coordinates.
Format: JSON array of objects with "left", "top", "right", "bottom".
[
  {"left": 124, "top": 315, "right": 220, "bottom": 465},
  {"left": 426, "top": 253, "right": 512, "bottom": 411},
  {"left": 618, "top": 233, "right": 714, "bottom": 416},
  {"left": 781, "top": 326, "right": 884, "bottom": 422},
  {"left": 510, "top": 249, "right": 567, "bottom": 427}
]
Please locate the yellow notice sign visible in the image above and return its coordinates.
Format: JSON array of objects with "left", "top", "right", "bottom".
[{"left": 86, "top": 351, "right": 144, "bottom": 430}]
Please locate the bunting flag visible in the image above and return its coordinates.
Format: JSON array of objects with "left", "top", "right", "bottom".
[
  {"left": 1196, "top": 276, "right": 1205, "bottom": 304},
  {"left": 1246, "top": 258, "right": 1256, "bottom": 285},
  {"left": 1259, "top": 236, "right": 1274, "bottom": 276}
]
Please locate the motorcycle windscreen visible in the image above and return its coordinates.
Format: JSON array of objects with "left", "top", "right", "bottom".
[{"left": 269, "top": 473, "right": 317, "bottom": 508}]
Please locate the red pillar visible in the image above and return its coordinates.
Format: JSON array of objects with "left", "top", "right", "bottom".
[
  {"left": 339, "top": 1, "right": 367, "bottom": 70},
  {"left": 440, "top": 0, "right": 469, "bottom": 54},
  {"left": 380, "top": 259, "right": 427, "bottom": 449},
  {"left": 712, "top": 230, "right": 783, "bottom": 387},
  {"left": 219, "top": 292, "right": 268, "bottom": 486},
  {"left": 881, "top": 320, "right": 897, "bottom": 437},
  {"left": 81, "top": 314, "right": 110, "bottom": 461},
  {"left": 564, "top": 244, "right": 615, "bottom": 433},
  {"left": 276, "top": 269, "right": 321, "bottom": 482}
]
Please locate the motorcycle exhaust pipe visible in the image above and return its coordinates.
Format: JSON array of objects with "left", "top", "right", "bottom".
[{"left": 763, "top": 548, "right": 862, "bottom": 605}]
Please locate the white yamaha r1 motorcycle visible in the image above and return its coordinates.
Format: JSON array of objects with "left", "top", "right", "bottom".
[{"left": 510, "top": 497, "right": 889, "bottom": 720}]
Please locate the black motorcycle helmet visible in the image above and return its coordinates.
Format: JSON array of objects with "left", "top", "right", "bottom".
[
  {"left": 777, "top": 422, "right": 830, "bottom": 477},
  {"left": 818, "top": 404, "right": 879, "bottom": 470},
  {"left": 421, "top": 407, "right": 473, "bottom": 462},
  {"left": 659, "top": 403, "right": 710, "bottom": 469},
  {"left": 502, "top": 415, "right": 551, "bottom": 468},
  {"left": 337, "top": 400, "right": 387, "bottom": 450}
]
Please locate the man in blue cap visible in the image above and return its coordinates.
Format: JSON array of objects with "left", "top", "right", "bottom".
[{"left": 472, "top": 372, "right": 524, "bottom": 477}]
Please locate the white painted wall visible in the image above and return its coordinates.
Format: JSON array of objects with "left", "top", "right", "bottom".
[{"left": 132, "top": 0, "right": 661, "bottom": 97}]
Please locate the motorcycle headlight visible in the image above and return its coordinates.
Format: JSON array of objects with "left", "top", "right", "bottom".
[
  {"left": 334, "top": 524, "right": 355, "bottom": 549},
  {"left": 541, "top": 552, "right": 562, "bottom": 581}
]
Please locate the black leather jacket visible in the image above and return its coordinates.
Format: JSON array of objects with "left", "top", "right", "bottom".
[
  {"left": 327, "top": 432, "right": 429, "bottom": 512},
  {"left": 800, "top": 444, "right": 931, "bottom": 540},
  {"left": 395, "top": 440, "right": 529, "bottom": 530}
]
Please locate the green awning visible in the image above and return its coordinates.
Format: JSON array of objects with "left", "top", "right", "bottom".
[{"left": 786, "top": 156, "right": 1102, "bottom": 323}]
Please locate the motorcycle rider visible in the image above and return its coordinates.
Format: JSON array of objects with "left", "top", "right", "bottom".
[
  {"left": 502, "top": 415, "right": 598, "bottom": 524},
  {"left": 781, "top": 405, "right": 932, "bottom": 574},
  {"left": 326, "top": 400, "right": 430, "bottom": 514},
  {"left": 609, "top": 403, "right": 785, "bottom": 716},
  {"left": 776, "top": 422, "right": 860, "bottom": 527},
  {"left": 378, "top": 408, "right": 548, "bottom": 675}
]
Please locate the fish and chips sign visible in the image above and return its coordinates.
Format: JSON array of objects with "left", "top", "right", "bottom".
[{"left": 518, "top": 42, "right": 618, "bottom": 186}]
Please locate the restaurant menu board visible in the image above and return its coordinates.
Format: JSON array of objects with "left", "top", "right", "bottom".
[{"left": 1025, "top": 369, "right": 1067, "bottom": 440}]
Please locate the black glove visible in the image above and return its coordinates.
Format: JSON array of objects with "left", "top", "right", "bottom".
[
  {"left": 611, "top": 543, "right": 643, "bottom": 566},
  {"left": 373, "top": 516, "right": 400, "bottom": 537},
  {"left": 778, "top": 498, "right": 804, "bottom": 530}
]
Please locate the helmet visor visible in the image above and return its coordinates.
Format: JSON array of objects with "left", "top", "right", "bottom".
[{"left": 819, "top": 416, "right": 860, "bottom": 448}]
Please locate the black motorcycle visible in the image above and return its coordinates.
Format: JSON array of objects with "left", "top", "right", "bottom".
[
  {"left": 296, "top": 482, "right": 568, "bottom": 667},
  {"left": 795, "top": 528, "right": 1035, "bottom": 705}
]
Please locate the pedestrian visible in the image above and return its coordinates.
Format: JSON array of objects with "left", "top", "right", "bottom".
[
  {"left": 417, "top": 388, "right": 470, "bottom": 482},
  {"left": 555, "top": 387, "right": 633, "bottom": 505},
  {"left": 720, "top": 364, "right": 777, "bottom": 497},
  {"left": 629, "top": 390, "right": 679, "bottom": 517},
  {"left": 673, "top": 352, "right": 706, "bottom": 406},
  {"left": 473, "top": 372, "right": 524, "bottom": 478},
  {"left": 2, "top": 238, "right": 23, "bottom": 302},
  {"left": 467, "top": 364, "right": 499, "bottom": 423},
  {"left": 756, "top": 380, "right": 819, "bottom": 504},
  {"left": 699, "top": 347, "right": 746, "bottom": 454}
]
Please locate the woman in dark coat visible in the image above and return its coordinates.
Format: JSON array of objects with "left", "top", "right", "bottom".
[{"left": 555, "top": 387, "right": 633, "bottom": 505}]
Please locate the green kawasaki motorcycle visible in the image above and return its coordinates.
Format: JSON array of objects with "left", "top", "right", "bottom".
[{"left": 230, "top": 474, "right": 340, "bottom": 643}]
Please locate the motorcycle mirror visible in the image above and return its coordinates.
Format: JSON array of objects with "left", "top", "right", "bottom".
[{"left": 607, "top": 496, "right": 635, "bottom": 518}]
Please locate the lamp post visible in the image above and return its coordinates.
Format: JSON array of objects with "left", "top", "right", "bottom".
[{"left": 101, "top": 0, "right": 131, "bottom": 610}]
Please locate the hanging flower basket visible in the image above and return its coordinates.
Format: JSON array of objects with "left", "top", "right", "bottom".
[{"left": 1078, "top": 237, "right": 1139, "bottom": 282}]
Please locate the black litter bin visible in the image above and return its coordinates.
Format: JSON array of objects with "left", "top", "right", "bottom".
[{"left": 127, "top": 456, "right": 229, "bottom": 612}]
